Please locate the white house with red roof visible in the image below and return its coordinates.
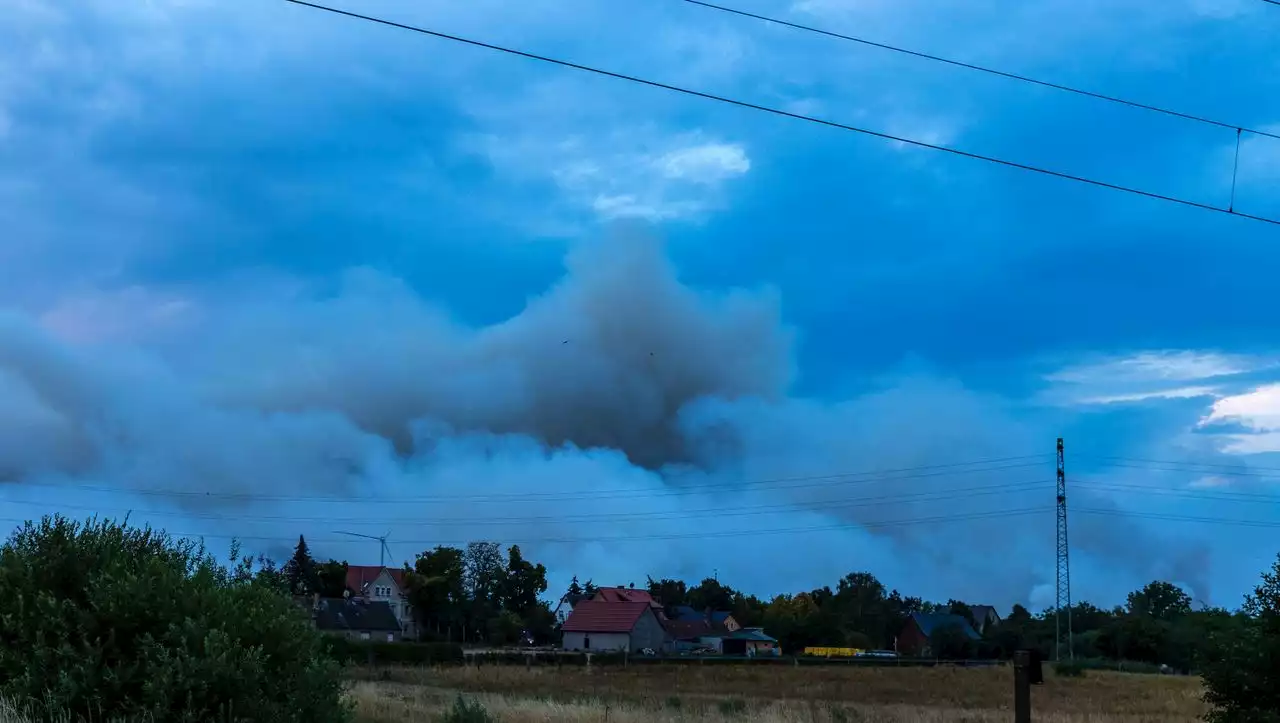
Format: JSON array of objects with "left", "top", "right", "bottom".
[
  {"left": 346, "top": 565, "right": 416, "bottom": 639},
  {"left": 561, "top": 600, "right": 665, "bottom": 652}
]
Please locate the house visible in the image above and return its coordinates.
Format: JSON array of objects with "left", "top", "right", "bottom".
[
  {"left": 554, "top": 592, "right": 589, "bottom": 626},
  {"left": 721, "top": 628, "right": 779, "bottom": 657},
  {"left": 312, "top": 596, "right": 403, "bottom": 642},
  {"left": 669, "top": 605, "right": 742, "bottom": 633},
  {"left": 897, "top": 612, "right": 981, "bottom": 656},
  {"left": 968, "top": 605, "right": 1001, "bottom": 635},
  {"left": 346, "top": 565, "right": 416, "bottom": 639},
  {"left": 561, "top": 600, "right": 666, "bottom": 652}
]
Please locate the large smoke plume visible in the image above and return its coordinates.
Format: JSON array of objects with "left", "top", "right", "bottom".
[{"left": 0, "top": 232, "right": 1211, "bottom": 607}]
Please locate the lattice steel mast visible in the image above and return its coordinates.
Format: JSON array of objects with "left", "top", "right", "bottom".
[{"left": 1055, "top": 437, "right": 1074, "bottom": 661}]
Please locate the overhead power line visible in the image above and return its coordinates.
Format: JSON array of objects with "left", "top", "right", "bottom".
[
  {"left": 1075, "top": 507, "right": 1280, "bottom": 529},
  {"left": 12, "top": 456, "right": 1049, "bottom": 504},
  {"left": 279, "top": 0, "right": 1280, "bottom": 228},
  {"left": 1077, "top": 454, "right": 1280, "bottom": 475},
  {"left": 680, "top": 0, "right": 1280, "bottom": 142},
  {"left": 7, "top": 479, "right": 1049, "bottom": 526},
  {"left": 1075, "top": 481, "right": 1280, "bottom": 504},
  {"left": 0, "top": 506, "right": 1050, "bottom": 546}
]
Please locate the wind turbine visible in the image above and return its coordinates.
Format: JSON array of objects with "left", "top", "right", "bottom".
[{"left": 334, "top": 530, "right": 393, "bottom": 568}]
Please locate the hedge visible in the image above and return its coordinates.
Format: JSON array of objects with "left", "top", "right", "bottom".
[{"left": 326, "top": 638, "right": 465, "bottom": 666}]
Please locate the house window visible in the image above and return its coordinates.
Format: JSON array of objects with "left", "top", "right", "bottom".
[
  {"left": 584, "top": 635, "right": 591, "bottom": 649},
  {"left": 360, "top": 632, "right": 370, "bottom": 641},
  {"left": 386, "top": 633, "right": 394, "bottom": 643}
]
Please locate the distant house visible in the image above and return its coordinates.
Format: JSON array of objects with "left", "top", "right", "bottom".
[
  {"left": 897, "top": 612, "right": 981, "bottom": 656},
  {"left": 312, "top": 596, "right": 403, "bottom": 642},
  {"left": 554, "top": 592, "right": 589, "bottom": 626},
  {"left": 669, "top": 605, "right": 741, "bottom": 633},
  {"left": 968, "top": 605, "right": 1001, "bottom": 635},
  {"left": 561, "top": 600, "right": 666, "bottom": 652},
  {"left": 346, "top": 565, "right": 416, "bottom": 639}
]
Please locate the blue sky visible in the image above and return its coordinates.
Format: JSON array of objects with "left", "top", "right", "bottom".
[{"left": 2, "top": 0, "right": 1279, "bottom": 613}]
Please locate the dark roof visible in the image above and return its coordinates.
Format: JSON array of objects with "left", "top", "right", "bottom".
[
  {"left": 314, "top": 598, "right": 402, "bottom": 633},
  {"left": 664, "top": 619, "right": 714, "bottom": 640},
  {"left": 725, "top": 628, "right": 776, "bottom": 642},
  {"left": 909, "top": 612, "right": 981, "bottom": 640},
  {"left": 595, "top": 588, "right": 658, "bottom": 605},
  {"left": 969, "top": 605, "right": 999, "bottom": 623},
  {"left": 671, "top": 606, "right": 733, "bottom": 624},
  {"left": 345, "top": 565, "right": 407, "bottom": 595},
  {"left": 562, "top": 600, "right": 651, "bottom": 633}
]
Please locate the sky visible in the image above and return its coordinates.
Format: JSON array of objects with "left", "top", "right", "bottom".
[{"left": 2, "top": 0, "right": 1279, "bottom": 614}]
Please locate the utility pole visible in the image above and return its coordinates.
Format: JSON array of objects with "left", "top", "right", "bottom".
[{"left": 1055, "top": 438, "right": 1073, "bottom": 662}]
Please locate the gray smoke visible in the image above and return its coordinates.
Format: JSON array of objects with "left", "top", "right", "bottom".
[{"left": 0, "top": 232, "right": 1214, "bottom": 608}]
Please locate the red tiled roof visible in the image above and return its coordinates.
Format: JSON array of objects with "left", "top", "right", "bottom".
[
  {"left": 562, "top": 600, "right": 651, "bottom": 633},
  {"left": 345, "top": 565, "right": 406, "bottom": 595},
  {"left": 594, "top": 587, "right": 656, "bottom": 604}
]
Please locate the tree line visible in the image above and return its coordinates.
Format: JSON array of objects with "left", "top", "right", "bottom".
[
  {"left": 279, "top": 538, "right": 555, "bottom": 647},
  {"left": 282, "top": 534, "right": 1270, "bottom": 677}
]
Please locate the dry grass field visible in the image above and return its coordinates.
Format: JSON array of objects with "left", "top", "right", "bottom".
[{"left": 349, "top": 664, "right": 1208, "bottom": 723}]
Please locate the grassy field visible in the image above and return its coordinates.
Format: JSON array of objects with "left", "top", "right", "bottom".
[{"left": 349, "top": 664, "right": 1208, "bottom": 722}]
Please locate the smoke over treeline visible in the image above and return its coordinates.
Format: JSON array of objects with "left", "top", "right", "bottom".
[{"left": 0, "top": 234, "right": 1210, "bottom": 608}]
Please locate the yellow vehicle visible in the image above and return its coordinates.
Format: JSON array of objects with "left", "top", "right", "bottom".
[{"left": 802, "top": 646, "right": 864, "bottom": 658}]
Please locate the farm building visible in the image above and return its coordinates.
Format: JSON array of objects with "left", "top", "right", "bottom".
[
  {"left": 721, "top": 628, "right": 779, "bottom": 656},
  {"left": 897, "top": 612, "right": 981, "bottom": 656},
  {"left": 561, "top": 600, "right": 666, "bottom": 652}
]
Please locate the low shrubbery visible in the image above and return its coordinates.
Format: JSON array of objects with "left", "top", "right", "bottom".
[{"left": 0, "top": 515, "right": 350, "bottom": 723}]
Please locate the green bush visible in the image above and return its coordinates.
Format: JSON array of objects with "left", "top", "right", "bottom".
[
  {"left": 438, "top": 695, "right": 494, "bottom": 723},
  {"left": 0, "top": 515, "right": 350, "bottom": 723}
]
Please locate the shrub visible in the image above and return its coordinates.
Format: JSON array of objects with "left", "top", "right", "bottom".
[
  {"left": 0, "top": 515, "right": 350, "bottom": 723},
  {"left": 438, "top": 695, "right": 494, "bottom": 723},
  {"left": 1202, "top": 554, "right": 1280, "bottom": 723}
]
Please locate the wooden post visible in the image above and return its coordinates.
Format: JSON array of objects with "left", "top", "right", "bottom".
[{"left": 1013, "top": 650, "right": 1032, "bottom": 723}]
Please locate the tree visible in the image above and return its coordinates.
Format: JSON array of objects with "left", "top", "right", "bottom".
[
  {"left": 646, "top": 576, "right": 689, "bottom": 610},
  {"left": 0, "top": 516, "right": 349, "bottom": 723},
  {"left": 566, "top": 576, "right": 584, "bottom": 598},
  {"left": 1127, "top": 580, "right": 1193, "bottom": 621},
  {"left": 834, "top": 572, "right": 889, "bottom": 647},
  {"left": 487, "top": 609, "right": 526, "bottom": 647},
  {"left": 583, "top": 579, "right": 599, "bottom": 597},
  {"left": 463, "top": 542, "right": 505, "bottom": 641},
  {"left": 316, "top": 559, "right": 349, "bottom": 598},
  {"left": 688, "top": 577, "right": 735, "bottom": 611},
  {"left": 500, "top": 545, "right": 548, "bottom": 618},
  {"left": 282, "top": 534, "right": 320, "bottom": 595},
  {"left": 1202, "top": 554, "right": 1280, "bottom": 723},
  {"left": 407, "top": 546, "right": 467, "bottom": 641}
]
